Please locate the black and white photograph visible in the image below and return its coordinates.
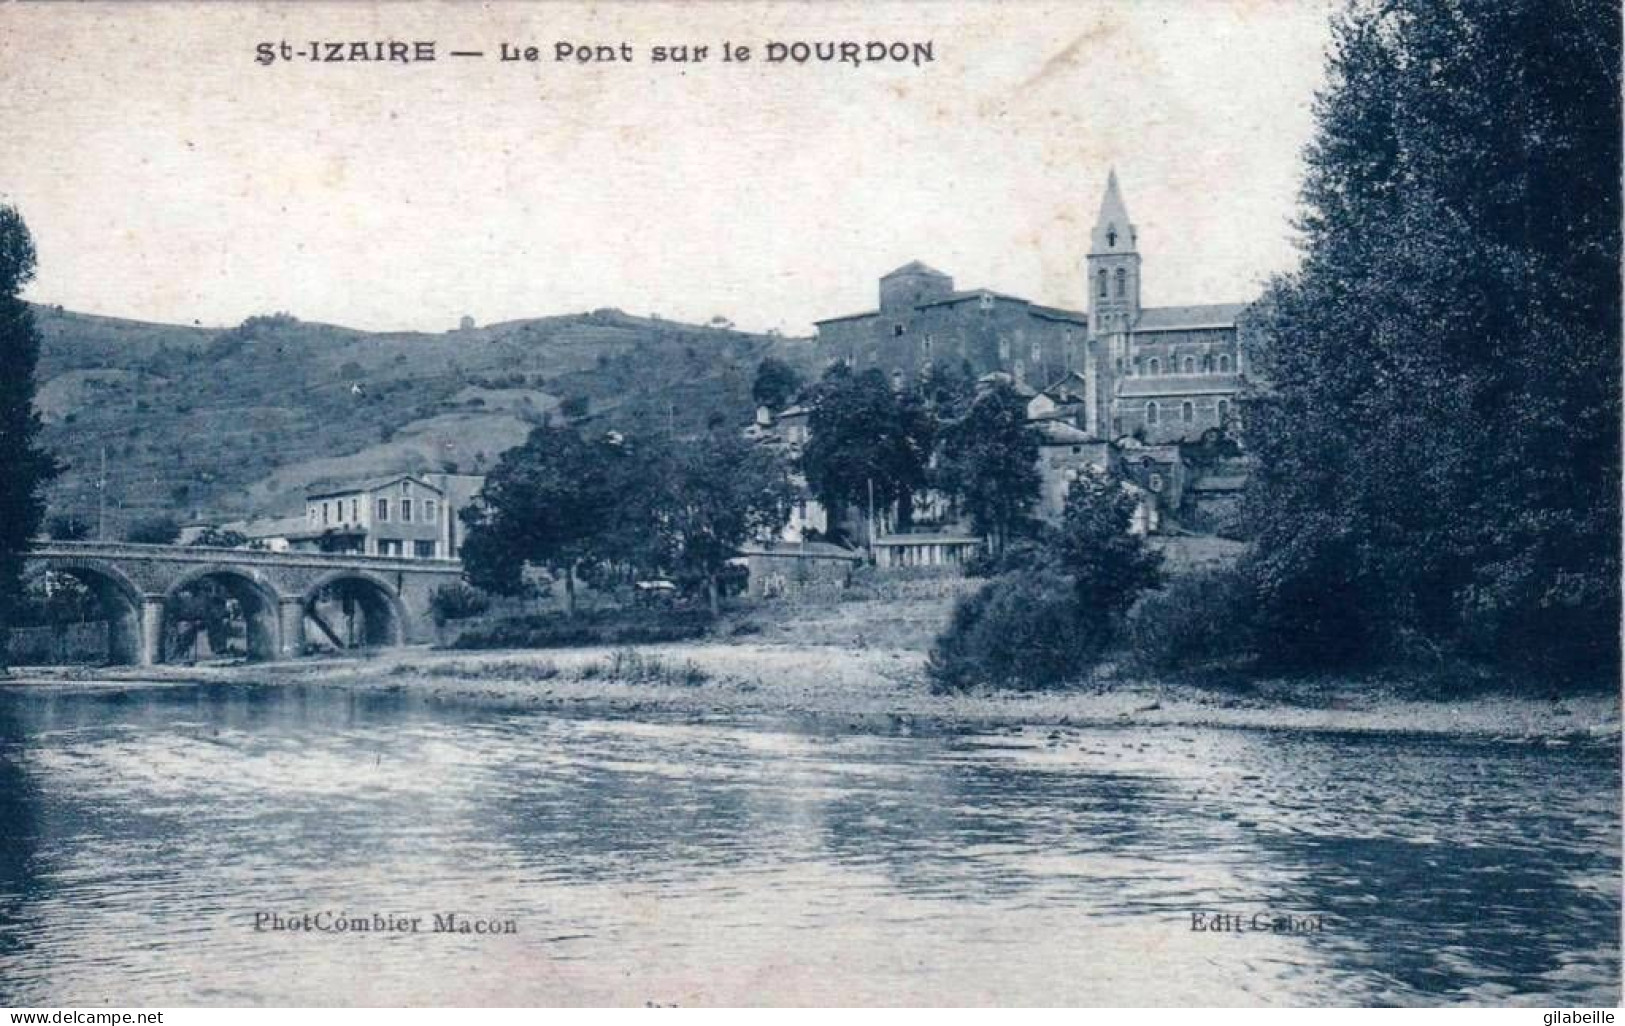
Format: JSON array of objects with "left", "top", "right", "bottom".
[{"left": 0, "top": 0, "right": 1618, "bottom": 1010}]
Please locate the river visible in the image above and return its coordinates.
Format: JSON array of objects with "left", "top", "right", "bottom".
[{"left": 0, "top": 681, "right": 1617, "bottom": 1006}]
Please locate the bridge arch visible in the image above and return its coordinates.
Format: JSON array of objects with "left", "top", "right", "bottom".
[
  {"left": 302, "top": 570, "right": 407, "bottom": 650},
  {"left": 163, "top": 566, "right": 284, "bottom": 662},
  {"left": 27, "top": 559, "right": 146, "bottom": 665}
]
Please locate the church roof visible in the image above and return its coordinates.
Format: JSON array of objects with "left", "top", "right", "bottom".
[
  {"left": 881, "top": 260, "right": 951, "bottom": 279},
  {"left": 1135, "top": 303, "right": 1250, "bottom": 331},
  {"left": 1097, "top": 168, "right": 1131, "bottom": 230}
]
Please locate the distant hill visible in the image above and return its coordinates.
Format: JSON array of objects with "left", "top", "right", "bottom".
[{"left": 31, "top": 304, "right": 819, "bottom": 533}]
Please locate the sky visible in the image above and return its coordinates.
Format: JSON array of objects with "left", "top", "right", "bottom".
[{"left": 0, "top": 1, "right": 1336, "bottom": 335}]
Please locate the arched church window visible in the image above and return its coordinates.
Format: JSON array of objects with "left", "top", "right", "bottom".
[
  {"left": 1115, "top": 268, "right": 1127, "bottom": 297},
  {"left": 1183, "top": 356, "right": 1195, "bottom": 374},
  {"left": 1146, "top": 401, "right": 1160, "bottom": 426},
  {"left": 1181, "top": 401, "right": 1194, "bottom": 424},
  {"left": 1097, "top": 270, "right": 1108, "bottom": 298},
  {"left": 1203, "top": 354, "right": 1214, "bottom": 373},
  {"left": 1220, "top": 354, "right": 1233, "bottom": 373},
  {"left": 1148, "top": 357, "right": 1160, "bottom": 375}
]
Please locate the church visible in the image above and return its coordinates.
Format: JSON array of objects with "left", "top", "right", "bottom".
[{"left": 812, "top": 170, "right": 1251, "bottom": 446}]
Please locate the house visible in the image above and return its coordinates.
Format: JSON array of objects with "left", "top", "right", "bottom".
[{"left": 297, "top": 472, "right": 485, "bottom": 559}]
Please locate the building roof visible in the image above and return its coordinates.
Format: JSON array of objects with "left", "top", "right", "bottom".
[
  {"left": 882, "top": 260, "right": 951, "bottom": 280},
  {"left": 813, "top": 308, "right": 880, "bottom": 326},
  {"left": 230, "top": 515, "right": 308, "bottom": 539},
  {"left": 1135, "top": 303, "right": 1250, "bottom": 332},
  {"left": 739, "top": 540, "right": 863, "bottom": 561},
  {"left": 1118, "top": 374, "right": 1243, "bottom": 398},
  {"left": 306, "top": 473, "right": 445, "bottom": 500},
  {"left": 870, "top": 533, "right": 983, "bottom": 546},
  {"left": 1090, "top": 168, "right": 1137, "bottom": 254},
  {"left": 1189, "top": 475, "right": 1249, "bottom": 493},
  {"left": 1033, "top": 420, "right": 1097, "bottom": 444}
]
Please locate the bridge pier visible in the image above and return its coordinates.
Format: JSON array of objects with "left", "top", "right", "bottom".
[
  {"left": 138, "top": 596, "right": 165, "bottom": 667},
  {"left": 278, "top": 598, "right": 305, "bottom": 659}
]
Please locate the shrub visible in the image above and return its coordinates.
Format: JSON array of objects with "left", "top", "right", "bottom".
[
  {"left": 429, "top": 582, "right": 491, "bottom": 626},
  {"left": 1124, "top": 567, "right": 1254, "bottom": 673},
  {"left": 125, "top": 515, "right": 181, "bottom": 545},
  {"left": 449, "top": 607, "right": 714, "bottom": 650},
  {"left": 927, "top": 570, "right": 1104, "bottom": 692}
]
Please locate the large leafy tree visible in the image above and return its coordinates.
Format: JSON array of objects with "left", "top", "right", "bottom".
[
  {"left": 934, "top": 381, "right": 1041, "bottom": 553},
  {"left": 0, "top": 207, "right": 58, "bottom": 668},
  {"left": 1052, "top": 469, "right": 1163, "bottom": 647},
  {"left": 750, "top": 356, "right": 803, "bottom": 411},
  {"left": 459, "top": 423, "right": 646, "bottom": 615},
  {"left": 1241, "top": 0, "right": 1620, "bottom": 675},
  {"left": 648, "top": 431, "right": 794, "bottom": 614},
  {"left": 800, "top": 364, "right": 932, "bottom": 537}
]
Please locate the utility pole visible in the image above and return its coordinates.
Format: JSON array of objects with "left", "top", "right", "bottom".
[
  {"left": 96, "top": 445, "right": 107, "bottom": 541},
  {"left": 866, "top": 477, "right": 876, "bottom": 558}
]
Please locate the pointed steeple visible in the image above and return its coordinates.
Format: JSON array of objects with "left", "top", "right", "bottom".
[{"left": 1090, "top": 168, "right": 1137, "bottom": 255}]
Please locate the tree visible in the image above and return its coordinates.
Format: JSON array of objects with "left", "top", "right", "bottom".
[
  {"left": 800, "top": 365, "right": 932, "bottom": 537},
  {"left": 0, "top": 206, "right": 57, "bottom": 668},
  {"left": 190, "top": 526, "right": 247, "bottom": 548},
  {"left": 125, "top": 515, "right": 182, "bottom": 545},
  {"left": 751, "top": 356, "right": 803, "bottom": 411},
  {"left": 458, "top": 423, "right": 642, "bottom": 616},
  {"left": 934, "top": 381, "right": 1041, "bottom": 553},
  {"left": 1240, "top": 0, "right": 1620, "bottom": 676},
  {"left": 46, "top": 515, "right": 90, "bottom": 541},
  {"left": 1051, "top": 469, "right": 1163, "bottom": 649},
  {"left": 648, "top": 431, "right": 794, "bottom": 615}
]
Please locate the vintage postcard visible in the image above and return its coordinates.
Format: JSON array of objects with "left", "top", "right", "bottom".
[{"left": 0, "top": 0, "right": 1618, "bottom": 1011}]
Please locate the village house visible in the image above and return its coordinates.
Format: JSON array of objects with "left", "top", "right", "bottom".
[{"left": 226, "top": 472, "right": 486, "bottom": 559}]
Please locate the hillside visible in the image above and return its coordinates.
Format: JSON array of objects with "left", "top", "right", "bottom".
[{"left": 31, "top": 304, "right": 819, "bottom": 533}]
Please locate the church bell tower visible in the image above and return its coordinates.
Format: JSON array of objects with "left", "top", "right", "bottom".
[{"left": 1086, "top": 168, "right": 1141, "bottom": 334}]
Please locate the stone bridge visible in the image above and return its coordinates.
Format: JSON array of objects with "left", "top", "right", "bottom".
[{"left": 26, "top": 541, "right": 465, "bottom": 666}]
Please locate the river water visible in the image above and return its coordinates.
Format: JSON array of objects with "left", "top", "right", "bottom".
[{"left": 0, "top": 681, "right": 1617, "bottom": 1006}]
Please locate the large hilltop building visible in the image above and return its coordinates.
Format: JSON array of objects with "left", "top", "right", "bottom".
[{"left": 813, "top": 170, "right": 1250, "bottom": 446}]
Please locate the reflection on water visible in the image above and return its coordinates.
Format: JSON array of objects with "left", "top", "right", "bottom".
[{"left": 0, "top": 683, "right": 1616, "bottom": 1006}]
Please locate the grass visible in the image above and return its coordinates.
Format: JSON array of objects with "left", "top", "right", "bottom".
[{"left": 390, "top": 648, "right": 710, "bottom": 687}]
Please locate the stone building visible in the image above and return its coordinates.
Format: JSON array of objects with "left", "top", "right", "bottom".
[{"left": 814, "top": 169, "right": 1251, "bottom": 447}]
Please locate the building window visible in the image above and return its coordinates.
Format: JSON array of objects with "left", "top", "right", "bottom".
[
  {"left": 979, "top": 293, "right": 994, "bottom": 311},
  {"left": 402, "top": 480, "right": 412, "bottom": 495},
  {"left": 1182, "top": 401, "right": 1194, "bottom": 424},
  {"left": 1148, "top": 357, "right": 1160, "bottom": 375},
  {"left": 321, "top": 502, "right": 330, "bottom": 526},
  {"left": 1115, "top": 358, "right": 1124, "bottom": 374},
  {"left": 308, "top": 507, "right": 316, "bottom": 525},
  {"left": 922, "top": 335, "right": 932, "bottom": 358},
  {"left": 893, "top": 323, "right": 905, "bottom": 337},
  {"left": 1131, "top": 358, "right": 1141, "bottom": 377},
  {"left": 1146, "top": 401, "right": 1160, "bottom": 425},
  {"left": 1218, "top": 399, "right": 1230, "bottom": 422},
  {"left": 1097, "top": 270, "right": 1108, "bottom": 298},
  {"left": 1031, "top": 342, "right": 1042, "bottom": 364},
  {"left": 378, "top": 539, "right": 402, "bottom": 557},
  {"left": 1107, "top": 227, "right": 1118, "bottom": 248},
  {"left": 1220, "top": 354, "right": 1233, "bottom": 373},
  {"left": 998, "top": 338, "right": 1010, "bottom": 360},
  {"left": 414, "top": 540, "right": 437, "bottom": 559},
  {"left": 425, "top": 499, "right": 437, "bottom": 523},
  {"left": 401, "top": 499, "right": 413, "bottom": 523},
  {"left": 377, "top": 498, "right": 389, "bottom": 522},
  {"left": 1115, "top": 268, "right": 1127, "bottom": 297},
  {"left": 1183, "top": 356, "right": 1195, "bottom": 374},
  {"left": 1112, "top": 416, "right": 1123, "bottom": 436},
  {"left": 1203, "top": 354, "right": 1214, "bottom": 374},
  {"left": 351, "top": 498, "right": 359, "bottom": 521}
]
